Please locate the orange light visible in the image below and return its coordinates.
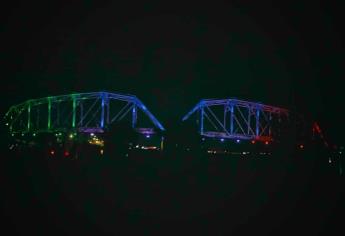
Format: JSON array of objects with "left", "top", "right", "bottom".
[
  {"left": 251, "top": 140, "right": 256, "bottom": 144},
  {"left": 299, "top": 144, "right": 304, "bottom": 149},
  {"left": 50, "top": 150, "right": 55, "bottom": 155},
  {"left": 265, "top": 141, "right": 269, "bottom": 145}
]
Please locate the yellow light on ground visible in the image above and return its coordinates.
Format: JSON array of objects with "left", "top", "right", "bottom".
[
  {"left": 88, "top": 138, "right": 104, "bottom": 147},
  {"left": 100, "top": 149, "right": 104, "bottom": 155}
]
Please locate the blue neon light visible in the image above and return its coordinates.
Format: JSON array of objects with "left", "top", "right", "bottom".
[{"left": 100, "top": 97, "right": 105, "bottom": 128}]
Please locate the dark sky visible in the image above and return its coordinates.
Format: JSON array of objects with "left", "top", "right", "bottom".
[{"left": 1, "top": 1, "right": 344, "bottom": 144}]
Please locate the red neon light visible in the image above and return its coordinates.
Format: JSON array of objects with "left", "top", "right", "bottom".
[
  {"left": 265, "top": 141, "right": 269, "bottom": 145},
  {"left": 64, "top": 151, "right": 70, "bottom": 157},
  {"left": 313, "top": 122, "right": 321, "bottom": 133}
]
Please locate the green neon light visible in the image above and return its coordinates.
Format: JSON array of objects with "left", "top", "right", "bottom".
[
  {"left": 72, "top": 96, "right": 77, "bottom": 128},
  {"left": 27, "top": 102, "right": 31, "bottom": 131},
  {"left": 48, "top": 97, "right": 52, "bottom": 130}
]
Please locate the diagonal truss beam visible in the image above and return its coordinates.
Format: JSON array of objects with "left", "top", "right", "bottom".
[
  {"left": 182, "top": 98, "right": 289, "bottom": 141},
  {"left": 4, "top": 91, "right": 165, "bottom": 134}
]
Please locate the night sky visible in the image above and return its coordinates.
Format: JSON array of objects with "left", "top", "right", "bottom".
[
  {"left": 1, "top": 1, "right": 344, "bottom": 144},
  {"left": 1, "top": 2, "right": 345, "bottom": 235}
]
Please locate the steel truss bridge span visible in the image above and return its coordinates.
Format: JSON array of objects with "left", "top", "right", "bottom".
[
  {"left": 5, "top": 91, "right": 165, "bottom": 135},
  {"left": 182, "top": 98, "right": 289, "bottom": 141}
]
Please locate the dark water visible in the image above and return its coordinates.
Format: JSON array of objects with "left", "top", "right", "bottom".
[{"left": 1, "top": 149, "right": 344, "bottom": 235}]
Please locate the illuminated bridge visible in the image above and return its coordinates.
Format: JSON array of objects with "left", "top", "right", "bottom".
[
  {"left": 4, "top": 92, "right": 330, "bottom": 150},
  {"left": 182, "top": 98, "right": 289, "bottom": 142},
  {"left": 4, "top": 91, "right": 165, "bottom": 136}
]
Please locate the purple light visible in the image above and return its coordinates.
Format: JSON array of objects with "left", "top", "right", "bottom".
[
  {"left": 146, "top": 135, "right": 150, "bottom": 138},
  {"left": 236, "top": 139, "right": 240, "bottom": 143},
  {"left": 220, "top": 138, "right": 224, "bottom": 142},
  {"left": 137, "top": 128, "right": 155, "bottom": 135}
]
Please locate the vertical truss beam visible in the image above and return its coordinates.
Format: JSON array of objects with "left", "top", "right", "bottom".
[
  {"left": 100, "top": 93, "right": 105, "bottom": 128},
  {"left": 27, "top": 102, "right": 31, "bottom": 132},
  {"left": 48, "top": 97, "right": 52, "bottom": 130},
  {"left": 72, "top": 95, "right": 77, "bottom": 128},
  {"left": 182, "top": 98, "right": 288, "bottom": 140},
  {"left": 4, "top": 91, "right": 165, "bottom": 134},
  {"left": 230, "top": 103, "right": 234, "bottom": 135},
  {"left": 132, "top": 104, "right": 137, "bottom": 128},
  {"left": 255, "top": 108, "right": 260, "bottom": 138}
]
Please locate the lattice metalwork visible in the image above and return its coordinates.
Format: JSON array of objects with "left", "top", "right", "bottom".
[
  {"left": 182, "top": 98, "right": 289, "bottom": 141},
  {"left": 4, "top": 91, "right": 165, "bottom": 134}
]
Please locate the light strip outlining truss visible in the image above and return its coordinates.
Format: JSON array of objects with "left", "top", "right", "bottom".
[
  {"left": 4, "top": 91, "right": 165, "bottom": 134},
  {"left": 182, "top": 98, "right": 289, "bottom": 141}
]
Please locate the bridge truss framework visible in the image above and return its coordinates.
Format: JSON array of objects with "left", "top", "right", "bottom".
[
  {"left": 182, "top": 98, "right": 289, "bottom": 141},
  {"left": 4, "top": 91, "right": 165, "bottom": 135}
]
